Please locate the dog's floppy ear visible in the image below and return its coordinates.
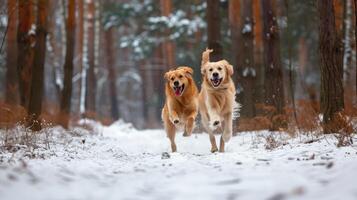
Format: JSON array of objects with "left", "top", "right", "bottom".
[
  {"left": 223, "top": 60, "right": 234, "bottom": 76},
  {"left": 164, "top": 71, "right": 172, "bottom": 80},
  {"left": 178, "top": 66, "right": 193, "bottom": 77}
]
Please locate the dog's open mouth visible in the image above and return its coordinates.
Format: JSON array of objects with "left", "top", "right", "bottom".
[
  {"left": 210, "top": 78, "right": 222, "bottom": 87},
  {"left": 173, "top": 84, "right": 185, "bottom": 96}
]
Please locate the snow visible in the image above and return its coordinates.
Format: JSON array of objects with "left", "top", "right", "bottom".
[
  {"left": 1, "top": 122, "right": 357, "bottom": 200},
  {"left": 28, "top": 24, "right": 36, "bottom": 36},
  {"left": 242, "top": 23, "right": 252, "bottom": 34}
]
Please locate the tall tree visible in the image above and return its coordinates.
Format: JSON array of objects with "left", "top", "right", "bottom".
[
  {"left": 355, "top": 0, "right": 357, "bottom": 95},
  {"left": 333, "top": 0, "right": 344, "bottom": 81},
  {"left": 160, "top": 0, "right": 176, "bottom": 68},
  {"left": 228, "top": 0, "right": 241, "bottom": 84},
  {"left": 261, "top": 0, "right": 285, "bottom": 114},
  {"left": 318, "top": 0, "right": 344, "bottom": 133},
  {"left": 206, "top": 0, "right": 222, "bottom": 61},
  {"left": 76, "top": 0, "right": 84, "bottom": 113},
  {"left": 253, "top": 0, "right": 264, "bottom": 104},
  {"left": 85, "top": 0, "right": 96, "bottom": 116},
  {"left": 342, "top": 0, "right": 354, "bottom": 84},
  {"left": 230, "top": 0, "right": 256, "bottom": 117},
  {"left": 104, "top": 27, "right": 119, "bottom": 120},
  {"left": 17, "top": 0, "right": 34, "bottom": 108},
  {"left": 5, "top": 0, "right": 18, "bottom": 104},
  {"left": 60, "top": 0, "right": 76, "bottom": 128},
  {"left": 27, "top": 0, "right": 49, "bottom": 131}
]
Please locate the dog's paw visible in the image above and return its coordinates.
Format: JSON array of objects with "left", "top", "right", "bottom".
[
  {"left": 183, "top": 131, "right": 191, "bottom": 137},
  {"left": 211, "top": 146, "right": 218, "bottom": 153}
]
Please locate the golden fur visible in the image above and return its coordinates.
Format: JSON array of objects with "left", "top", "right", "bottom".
[
  {"left": 162, "top": 66, "right": 199, "bottom": 152},
  {"left": 199, "top": 49, "right": 237, "bottom": 153}
]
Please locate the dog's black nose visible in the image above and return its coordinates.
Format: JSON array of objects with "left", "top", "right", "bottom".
[
  {"left": 213, "top": 72, "right": 219, "bottom": 77},
  {"left": 174, "top": 81, "right": 179, "bottom": 86}
]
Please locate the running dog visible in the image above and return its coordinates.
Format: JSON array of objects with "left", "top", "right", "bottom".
[
  {"left": 199, "top": 49, "right": 240, "bottom": 153},
  {"left": 162, "top": 66, "right": 199, "bottom": 152}
]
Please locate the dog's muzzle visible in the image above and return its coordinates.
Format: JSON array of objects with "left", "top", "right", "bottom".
[
  {"left": 210, "top": 76, "right": 222, "bottom": 87},
  {"left": 173, "top": 84, "right": 185, "bottom": 96}
]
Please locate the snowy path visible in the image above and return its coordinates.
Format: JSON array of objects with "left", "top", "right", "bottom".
[{"left": 1, "top": 122, "right": 357, "bottom": 200}]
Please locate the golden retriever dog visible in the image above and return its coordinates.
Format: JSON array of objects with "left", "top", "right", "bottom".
[
  {"left": 199, "top": 49, "right": 240, "bottom": 153},
  {"left": 162, "top": 66, "right": 199, "bottom": 152}
]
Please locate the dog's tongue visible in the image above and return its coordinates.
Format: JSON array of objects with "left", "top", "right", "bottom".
[{"left": 174, "top": 87, "right": 181, "bottom": 96}]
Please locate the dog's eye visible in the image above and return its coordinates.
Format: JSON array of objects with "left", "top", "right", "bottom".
[
  {"left": 171, "top": 77, "right": 174, "bottom": 81},
  {"left": 179, "top": 75, "right": 183, "bottom": 78},
  {"left": 209, "top": 68, "right": 213, "bottom": 72},
  {"left": 218, "top": 67, "right": 222, "bottom": 71}
]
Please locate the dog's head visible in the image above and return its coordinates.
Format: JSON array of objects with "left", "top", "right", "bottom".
[
  {"left": 164, "top": 66, "right": 193, "bottom": 97},
  {"left": 201, "top": 60, "right": 233, "bottom": 88}
]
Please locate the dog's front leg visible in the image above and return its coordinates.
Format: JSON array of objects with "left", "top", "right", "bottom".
[
  {"left": 168, "top": 100, "right": 180, "bottom": 124},
  {"left": 183, "top": 111, "right": 197, "bottom": 137},
  {"left": 206, "top": 98, "right": 221, "bottom": 130},
  {"left": 207, "top": 108, "right": 221, "bottom": 130}
]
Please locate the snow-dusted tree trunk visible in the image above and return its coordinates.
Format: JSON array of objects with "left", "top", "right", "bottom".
[
  {"left": 84, "top": 0, "right": 96, "bottom": 116},
  {"left": 17, "top": 0, "right": 34, "bottom": 108},
  {"left": 253, "top": 0, "right": 264, "bottom": 104},
  {"left": 60, "top": 0, "right": 76, "bottom": 128},
  {"left": 342, "top": 0, "right": 353, "bottom": 83},
  {"left": 261, "top": 0, "right": 285, "bottom": 114},
  {"left": 230, "top": 0, "right": 256, "bottom": 117},
  {"left": 318, "top": 0, "right": 344, "bottom": 133},
  {"left": 76, "top": 0, "right": 84, "bottom": 114},
  {"left": 79, "top": 0, "right": 87, "bottom": 115},
  {"left": 5, "top": 0, "right": 18, "bottom": 104},
  {"left": 27, "top": 0, "right": 49, "bottom": 131}
]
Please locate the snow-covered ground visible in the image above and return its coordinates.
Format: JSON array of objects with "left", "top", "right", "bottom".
[{"left": 1, "top": 121, "right": 357, "bottom": 200}]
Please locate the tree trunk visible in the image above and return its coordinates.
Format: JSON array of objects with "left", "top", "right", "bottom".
[
  {"left": 228, "top": 0, "right": 241, "bottom": 84},
  {"left": 76, "top": 0, "right": 84, "bottom": 114},
  {"left": 160, "top": 0, "right": 176, "bottom": 69},
  {"left": 355, "top": 0, "right": 357, "bottom": 95},
  {"left": 318, "top": 0, "right": 345, "bottom": 133},
  {"left": 342, "top": 0, "right": 353, "bottom": 85},
  {"left": 253, "top": 0, "right": 264, "bottom": 104},
  {"left": 232, "top": 0, "right": 255, "bottom": 117},
  {"left": 27, "top": 0, "right": 49, "bottom": 131},
  {"left": 105, "top": 27, "right": 119, "bottom": 120},
  {"left": 261, "top": 0, "right": 285, "bottom": 114},
  {"left": 59, "top": 0, "right": 76, "bottom": 128},
  {"left": 85, "top": 0, "right": 96, "bottom": 117},
  {"left": 17, "top": 0, "right": 34, "bottom": 108},
  {"left": 5, "top": 0, "right": 18, "bottom": 104},
  {"left": 47, "top": 1, "right": 62, "bottom": 104},
  {"left": 206, "top": 0, "right": 222, "bottom": 61},
  {"left": 333, "top": 0, "right": 344, "bottom": 81}
]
